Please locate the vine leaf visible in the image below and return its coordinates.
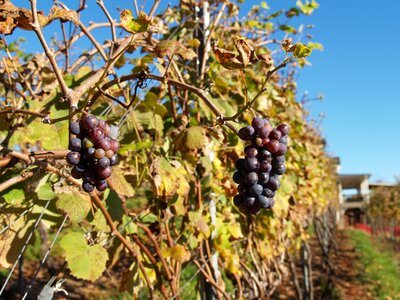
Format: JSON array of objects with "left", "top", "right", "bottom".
[
  {"left": 120, "top": 10, "right": 151, "bottom": 33},
  {"left": 108, "top": 167, "right": 135, "bottom": 198},
  {"left": 48, "top": 6, "right": 79, "bottom": 25},
  {"left": 56, "top": 191, "right": 91, "bottom": 224},
  {"left": 154, "top": 40, "right": 197, "bottom": 60},
  {"left": 173, "top": 126, "right": 208, "bottom": 152},
  {"left": 60, "top": 230, "right": 108, "bottom": 282},
  {"left": 293, "top": 43, "right": 312, "bottom": 58},
  {"left": 163, "top": 244, "right": 191, "bottom": 263}
]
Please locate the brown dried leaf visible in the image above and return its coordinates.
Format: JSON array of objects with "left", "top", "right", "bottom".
[
  {"left": 49, "top": 6, "right": 79, "bottom": 25},
  {"left": 154, "top": 40, "right": 197, "bottom": 60}
]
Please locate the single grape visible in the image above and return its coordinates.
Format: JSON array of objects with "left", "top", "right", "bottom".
[
  {"left": 279, "top": 135, "right": 288, "bottom": 145},
  {"left": 238, "top": 127, "right": 252, "bottom": 140},
  {"left": 249, "top": 203, "right": 261, "bottom": 215},
  {"left": 105, "top": 149, "right": 114, "bottom": 158},
  {"left": 97, "top": 137, "right": 111, "bottom": 151},
  {"left": 69, "top": 137, "right": 82, "bottom": 152},
  {"left": 110, "top": 139, "right": 120, "bottom": 153},
  {"left": 83, "top": 114, "right": 98, "bottom": 130},
  {"left": 96, "top": 179, "right": 108, "bottom": 191},
  {"left": 259, "top": 160, "right": 272, "bottom": 172},
  {"left": 94, "top": 148, "right": 105, "bottom": 159},
  {"left": 244, "top": 196, "right": 256, "bottom": 207},
  {"left": 275, "top": 143, "right": 288, "bottom": 156},
  {"left": 82, "top": 137, "right": 94, "bottom": 149},
  {"left": 261, "top": 137, "right": 270, "bottom": 146},
  {"left": 109, "top": 154, "right": 118, "bottom": 166},
  {"left": 274, "top": 155, "right": 285, "bottom": 164},
  {"left": 87, "top": 147, "right": 96, "bottom": 156},
  {"left": 66, "top": 151, "right": 80, "bottom": 165},
  {"left": 263, "top": 188, "right": 275, "bottom": 198},
  {"left": 97, "top": 119, "right": 106, "bottom": 129},
  {"left": 265, "top": 140, "right": 280, "bottom": 154},
  {"left": 244, "top": 157, "right": 259, "bottom": 171},
  {"left": 237, "top": 184, "right": 248, "bottom": 195},
  {"left": 276, "top": 123, "right": 290, "bottom": 136},
  {"left": 269, "top": 129, "right": 282, "bottom": 141},
  {"left": 244, "top": 146, "right": 258, "bottom": 158},
  {"left": 83, "top": 171, "right": 96, "bottom": 183},
  {"left": 97, "top": 166, "right": 112, "bottom": 179},
  {"left": 235, "top": 158, "right": 246, "bottom": 172},
  {"left": 258, "top": 172, "right": 270, "bottom": 185},
  {"left": 258, "top": 127, "right": 270, "bottom": 139},
  {"left": 245, "top": 172, "right": 258, "bottom": 185},
  {"left": 249, "top": 184, "right": 263, "bottom": 196},
  {"left": 82, "top": 181, "right": 95, "bottom": 193},
  {"left": 98, "top": 157, "right": 110, "bottom": 169},
  {"left": 71, "top": 165, "right": 84, "bottom": 179},
  {"left": 103, "top": 124, "right": 111, "bottom": 137},
  {"left": 269, "top": 198, "right": 275, "bottom": 208},
  {"left": 273, "top": 163, "right": 286, "bottom": 175},
  {"left": 90, "top": 127, "right": 105, "bottom": 143},
  {"left": 233, "top": 171, "right": 243, "bottom": 184},
  {"left": 254, "top": 137, "right": 263, "bottom": 147},
  {"left": 266, "top": 175, "right": 280, "bottom": 191},
  {"left": 252, "top": 117, "right": 265, "bottom": 130},
  {"left": 257, "top": 195, "right": 271, "bottom": 209},
  {"left": 233, "top": 194, "right": 243, "bottom": 206},
  {"left": 258, "top": 149, "right": 272, "bottom": 161},
  {"left": 69, "top": 121, "right": 81, "bottom": 135}
]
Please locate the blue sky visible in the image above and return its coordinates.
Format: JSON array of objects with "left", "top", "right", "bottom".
[{"left": 6, "top": 0, "right": 400, "bottom": 183}]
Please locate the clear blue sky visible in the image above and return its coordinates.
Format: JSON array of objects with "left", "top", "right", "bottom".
[{"left": 7, "top": 0, "right": 400, "bottom": 183}]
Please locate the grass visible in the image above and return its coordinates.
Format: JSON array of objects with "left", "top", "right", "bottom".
[{"left": 347, "top": 229, "right": 400, "bottom": 300}]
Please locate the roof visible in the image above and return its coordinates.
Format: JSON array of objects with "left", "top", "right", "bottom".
[
  {"left": 339, "top": 174, "right": 371, "bottom": 188},
  {"left": 369, "top": 182, "right": 397, "bottom": 188}
]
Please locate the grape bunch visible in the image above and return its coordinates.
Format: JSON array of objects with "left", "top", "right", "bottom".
[
  {"left": 66, "top": 114, "right": 120, "bottom": 193},
  {"left": 232, "top": 117, "right": 289, "bottom": 215}
]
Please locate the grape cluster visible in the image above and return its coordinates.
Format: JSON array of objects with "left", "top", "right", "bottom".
[
  {"left": 66, "top": 114, "right": 120, "bottom": 193},
  {"left": 233, "top": 117, "right": 289, "bottom": 215}
]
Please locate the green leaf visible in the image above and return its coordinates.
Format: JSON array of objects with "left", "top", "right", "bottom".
[
  {"left": 120, "top": 140, "right": 153, "bottom": 153},
  {"left": 108, "top": 168, "right": 135, "bottom": 198},
  {"left": 174, "top": 126, "right": 208, "bottom": 152},
  {"left": 134, "top": 111, "right": 164, "bottom": 137},
  {"left": 307, "top": 42, "right": 324, "bottom": 51},
  {"left": 120, "top": 10, "right": 151, "bottom": 33},
  {"left": 35, "top": 174, "right": 56, "bottom": 200},
  {"left": 163, "top": 244, "right": 191, "bottom": 263},
  {"left": 104, "top": 189, "right": 124, "bottom": 221},
  {"left": 0, "top": 188, "right": 25, "bottom": 205},
  {"left": 122, "top": 215, "right": 137, "bottom": 234},
  {"left": 293, "top": 43, "right": 312, "bottom": 58},
  {"left": 91, "top": 210, "right": 110, "bottom": 232},
  {"left": 56, "top": 191, "right": 91, "bottom": 224},
  {"left": 296, "top": 0, "right": 319, "bottom": 15},
  {"left": 279, "top": 24, "right": 297, "bottom": 34},
  {"left": 261, "top": 1, "right": 270, "bottom": 9},
  {"left": 60, "top": 230, "right": 108, "bottom": 281}
]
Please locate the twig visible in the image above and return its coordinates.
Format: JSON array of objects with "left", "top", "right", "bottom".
[
  {"left": 0, "top": 171, "right": 34, "bottom": 193},
  {"left": 96, "top": 0, "right": 117, "bottom": 43}
]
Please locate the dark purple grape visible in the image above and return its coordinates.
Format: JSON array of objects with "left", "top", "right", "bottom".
[
  {"left": 274, "top": 155, "right": 285, "bottom": 164},
  {"left": 276, "top": 123, "right": 290, "bottom": 136},
  {"left": 98, "top": 157, "right": 110, "bottom": 169},
  {"left": 238, "top": 126, "right": 255, "bottom": 140},
  {"left": 249, "top": 203, "right": 261, "bottom": 215},
  {"left": 66, "top": 151, "right": 80, "bottom": 165},
  {"left": 83, "top": 114, "right": 98, "bottom": 130},
  {"left": 90, "top": 127, "right": 105, "bottom": 143},
  {"left": 233, "top": 171, "right": 243, "bottom": 184},
  {"left": 87, "top": 147, "right": 96, "bottom": 156},
  {"left": 269, "top": 198, "right": 275, "bottom": 208},
  {"left": 266, "top": 175, "right": 280, "bottom": 191},
  {"left": 249, "top": 184, "right": 263, "bottom": 196},
  {"left": 94, "top": 148, "right": 105, "bottom": 159},
  {"left": 96, "top": 179, "right": 108, "bottom": 191},
  {"left": 244, "top": 196, "right": 256, "bottom": 206},
  {"left": 265, "top": 140, "right": 280, "bottom": 154},
  {"left": 69, "top": 121, "right": 81, "bottom": 135},
  {"left": 257, "top": 195, "right": 271, "bottom": 208},
  {"left": 279, "top": 135, "right": 288, "bottom": 145},
  {"left": 244, "top": 157, "right": 259, "bottom": 171},
  {"left": 273, "top": 163, "right": 286, "bottom": 175},
  {"left": 235, "top": 158, "right": 246, "bottom": 171},
  {"left": 275, "top": 143, "right": 288, "bottom": 156},
  {"left": 82, "top": 137, "right": 94, "bottom": 149},
  {"left": 259, "top": 160, "right": 272, "bottom": 172},
  {"left": 258, "top": 149, "right": 272, "bottom": 161},
  {"left": 109, "top": 139, "right": 120, "bottom": 153},
  {"left": 97, "top": 166, "right": 112, "bottom": 179},
  {"left": 69, "top": 138, "right": 81, "bottom": 151},
  {"left": 82, "top": 181, "right": 95, "bottom": 193},
  {"left": 97, "top": 137, "right": 111, "bottom": 151},
  {"left": 258, "top": 172, "right": 270, "bottom": 185},
  {"left": 109, "top": 154, "right": 118, "bottom": 166},
  {"left": 245, "top": 172, "right": 258, "bottom": 185},
  {"left": 252, "top": 117, "right": 265, "bottom": 130},
  {"left": 71, "top": 165, "right": 84, "bottom": 179},
  {"left": 244, "top": 146, "right": 258, "bottom": 158},
  {"left": 263, "top": 188, "right": 275, "bottom": 198},
  {"left": 83, "top": 171, "right": 95, "bottom": 183},
  {"left": 233, "top": 195, "right": 243, "bottom": 206},
  {"left": 237, "top": 184, "right": 248, "bottom": 195},
  {"left": 269, "top": 129, "right": 282, "bottom": 141},
  {"left": 258, "top": 127, "right": 270, "bottom": 139}
]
